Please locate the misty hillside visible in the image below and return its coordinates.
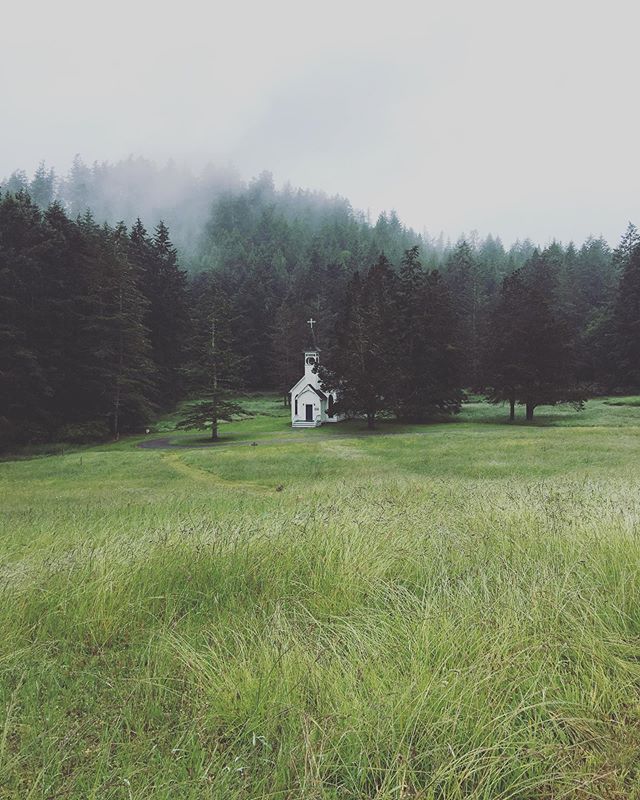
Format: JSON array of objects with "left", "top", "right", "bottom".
[{"left": 2, "top": 157, "right": 543, "bottom": 273}]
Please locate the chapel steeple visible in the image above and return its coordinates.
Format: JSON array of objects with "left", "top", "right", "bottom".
[{"left": 304, "top": 317, "right": 320, "bottom": 377}]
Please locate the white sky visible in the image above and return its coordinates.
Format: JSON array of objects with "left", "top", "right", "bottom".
[{"left": 2, "top": 0, "right": 639, "bottom": 246}]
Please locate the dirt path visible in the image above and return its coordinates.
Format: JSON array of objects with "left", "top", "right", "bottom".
[{"left": 159, "top": 451, "right": 272, "bottom": 493}]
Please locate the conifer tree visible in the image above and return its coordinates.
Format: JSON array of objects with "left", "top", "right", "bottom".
[
  {"left": 485, "top": 270, "right": 527, "bottom": 420},
  {"left": 613, "top": 222, "right": 640, "bottom": 271},
  {"left": 63, "top": 155, "right": 93, "bottom": 217},
  {"left": 444, "top": 240, "right": 484, "bottom": 387},
  {"left": 486, "top": 251, "right": 586, "bottom": 420},
  {"left": 612, "top": 226, "right": 640, "bottom": 388},
  {"left": 154, "top": 221, "right": 189, "bottom": 400},
  {"left": 2, "top": 170, "right": 29, "bottom": 195},
  {"left": 395, "top": 246, "right": 462, "bottom": 420},
  {"left": 136, "top": 220, "right": 190, "bottom": 408},
  {"left": 320, "top": 255, "right": 398, "bottom": 429},
  {"left": 104, "top": 223, "right": 154, "bottom": 438},
  {"left": 177, "top": 273, "right": 246, "bottom": 440},
  {"left": 29, "top": 162, "right": 56, "bottom": 209},
  {"left": 39, "top": 202, "right": 96, "bottom": 428},
  {"left": 270, "top": 292, "right": 307, "bottom": 405},
  {"left": 419, "top": 269, "right": 464, "bottom": 416},
  {"left": 74, "top": 212, "right": 120, "bottom": 427}
]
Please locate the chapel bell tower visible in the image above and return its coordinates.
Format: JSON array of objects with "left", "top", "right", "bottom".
[{"left": 304, "top": 349, "right": 319, "bottom": 377}]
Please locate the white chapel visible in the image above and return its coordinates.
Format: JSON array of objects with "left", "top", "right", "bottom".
[{"left": 289, "top": 319, "right": 343, "bottom": 428}]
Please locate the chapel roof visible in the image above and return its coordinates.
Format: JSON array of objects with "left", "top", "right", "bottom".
[{"left": 290, "top": 381, "right": 327, "bottom": 400}]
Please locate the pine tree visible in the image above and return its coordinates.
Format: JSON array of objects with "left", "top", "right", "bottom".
[
  {"left": 75, "top": 212, "right": 120, "bottom": 427},
  {"left": 613, "top": 223, "right": 640, "bottom": 271},
  {"left": 29, "top": 162, "right": 56, "bottom": 209},
  {"left": 395, "top": 247, "right": 462, "bottom": 420},
  {"left": 136, "top": 220, "right": 190, "bottom": 408},
  {"left": 2, "top": 171, "right": 29, "bottom": 195},
  {"left": 39, "top": 202, "right": 96, "bottom": 429},
  {"left": 320, "top": 255, "right": 398, "bottom": 429},
  {"left": 177, "top": 273, "right": 246, "bottom": 440},
  {"left": 63, "top": 155, "right": 93, "bottom": 217},
  {"left": 103, "top": 223, "right": 154, "bottom": 438},
  {"left": 613, "top": 227, "right": 640, "bottom": 388},
  {"left": 484, "top": 270, "right": 527, "bottom": 421},
  {"left": 486, "top": 251, "right": 586, "bottom": 420},
  {"left": 420, "top": 269, "right": 464, "bottom": 416},
  {"left": 154, "top": 221, "right": 189, "bottom": 404},
  {"left": 270, "top": 292, "right": 307, "bottom": 405},
  {"left": 444, "top": 240, "right": 484, "bottom": 387}
]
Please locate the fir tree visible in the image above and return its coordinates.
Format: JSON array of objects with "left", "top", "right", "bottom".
[
  {"left": 395, "top": 247, "right": 462, "bottom": 420},
  {"left": 104, "top": 223, "right": 154, "bottom": 438},
  {"left": 138, "top": 220, "right": 190, "bottom": 408},
  {"left": 29, "top": 162, "right": 56, "bottom": 209},
  {"left": 486, "top": 251, "right": 586, "bottom": 420},
  {"left": 485, "top": 270, "right": 528, "bottom": 421},
  {"left": 320, "top": 255, "right": 398, "bottom": 429},
  {"left": 270, "top": 292, "right": 307, "bottom": 405},
  {"left": 177, "top": 274, "right": 246, "bottom": 440},
  {"left": 613, "top": 228, "right": 640, "bottom": 388},
  {"left": 444, "top": 240, "right": 484, "bottom": 388}
]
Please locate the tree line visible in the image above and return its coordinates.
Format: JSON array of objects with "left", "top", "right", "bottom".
[
  {"left": 1, "top": 173, "right": 639, "bottom": 446},
  {"left": 317, "top": 230, "right": 638, "bottom": 428}
]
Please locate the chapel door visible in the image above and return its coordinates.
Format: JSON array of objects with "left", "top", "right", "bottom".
[{"left": 305, "top": 404, "right": 313, "bottom": 422}]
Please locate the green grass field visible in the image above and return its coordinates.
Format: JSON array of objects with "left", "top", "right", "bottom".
[{"left": 1, "top": 398, "right": 639, "bottom": 798}]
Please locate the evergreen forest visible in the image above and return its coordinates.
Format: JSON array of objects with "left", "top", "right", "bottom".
[{"left": 2, "top": 161, "right": 639, "bottom": 446}]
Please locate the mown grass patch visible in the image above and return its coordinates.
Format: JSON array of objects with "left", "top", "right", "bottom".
[{"left": 604, "top": 396, "right": 640, "bottom": 407}]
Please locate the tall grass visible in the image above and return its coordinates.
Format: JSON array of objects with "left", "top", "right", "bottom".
[{"left": 1, "top": 400, "right": 640, "bottom": 797}]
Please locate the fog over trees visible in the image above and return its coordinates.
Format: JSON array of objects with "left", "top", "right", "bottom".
[
  {"left": 1, "top": 159, "right": 638, "bottom": 446},
  {"left": 1, "top": 158, "right": 242, "bottom": 261}
]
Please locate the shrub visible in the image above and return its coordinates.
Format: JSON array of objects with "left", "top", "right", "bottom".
[{"left": 55, "top": 420, "right": 110, "bottom": 444}]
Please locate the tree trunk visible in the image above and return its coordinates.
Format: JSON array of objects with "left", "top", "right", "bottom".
[
  {"left": 113, "top": 384, "right": 120, "bottom": 441},
  {"left": 211, "top": 319, "right": 218, "bottom": 441},
  {"left": 113, "top": 285, "right": 124, "bottom": 441},
  {"left": 367, "top": 413, "right": 375, "bottom": 430},
  {"left": 525, "top": 402, "right": 535, "bottom": 421},
  {"left": 509, "top": 396, "right": 515, "bottom": 422}
]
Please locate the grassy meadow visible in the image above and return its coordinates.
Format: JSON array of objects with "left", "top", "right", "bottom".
[{"left": 1, "top": 397, "right": 640, "bottom": 798}]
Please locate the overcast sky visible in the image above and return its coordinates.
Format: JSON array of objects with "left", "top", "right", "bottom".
[{"left": 2, "top": 0, "right": 638, "bottom": 246}]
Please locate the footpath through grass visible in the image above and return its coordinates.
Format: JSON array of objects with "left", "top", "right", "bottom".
[{"left": 1, "top": 398, "right": 639, "bottom": 798}]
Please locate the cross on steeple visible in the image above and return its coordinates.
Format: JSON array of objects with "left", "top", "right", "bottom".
[{"left": 307, "top": 318, "right": 316, "bottom": 333}]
